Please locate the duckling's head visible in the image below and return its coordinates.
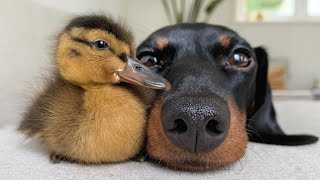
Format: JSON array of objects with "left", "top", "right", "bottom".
[{"left": 55, "top": 15, "right": 170, "bottom": 89}]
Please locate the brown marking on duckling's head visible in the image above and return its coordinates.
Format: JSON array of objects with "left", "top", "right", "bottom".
[{"left": 55, "top": 15, "right": 135, "bottom": 88}]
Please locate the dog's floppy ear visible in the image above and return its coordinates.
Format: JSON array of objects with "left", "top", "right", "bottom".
[{"left": 247, "top": 47, "right": 318, "bottom": 145}]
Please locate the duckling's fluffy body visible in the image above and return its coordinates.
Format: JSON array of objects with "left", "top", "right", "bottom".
[
  {"left": 19, "top": 15, "right": 155, "bottom": 163},
  {"left": 21, "top": 78, "right": 148, "bottom": 163}
]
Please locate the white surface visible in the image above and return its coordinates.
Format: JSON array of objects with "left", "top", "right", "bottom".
[
  {"left": 0, "top": 100, "right": 319, "bottom": 179},
  {"left": 272, "top": 90, "right": 313, "bottom": 100}
]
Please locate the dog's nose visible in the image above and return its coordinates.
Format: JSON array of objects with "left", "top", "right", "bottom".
[{"left": 162, "top": 96, "right": 230, "bottom": 153}]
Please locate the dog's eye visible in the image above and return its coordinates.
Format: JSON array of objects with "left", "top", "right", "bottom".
[
  {"left": 228, "top": 51, "right": 251, "bottom": 68},
  {"left": 140, "top": 55, "right": 158, "bottom": 67},
  {"left": 139, "top": 54, "right": 164, "bottom": 73}
]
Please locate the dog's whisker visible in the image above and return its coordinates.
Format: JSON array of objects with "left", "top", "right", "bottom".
[{"left": 246, "top": 145, "right": 262, "bottom": 160}]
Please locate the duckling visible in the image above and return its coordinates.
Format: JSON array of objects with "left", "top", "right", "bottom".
[{"left": 18, "top": 15, "right": 170, "bottom": 164}]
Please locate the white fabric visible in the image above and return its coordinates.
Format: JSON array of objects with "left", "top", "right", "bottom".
[{"left": 0, "top": 100, "right": 319, "bottom": 179}]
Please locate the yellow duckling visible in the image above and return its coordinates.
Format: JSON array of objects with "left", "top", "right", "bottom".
[{"left": 18, "top": 15, "right": 170, "bottom": 163}]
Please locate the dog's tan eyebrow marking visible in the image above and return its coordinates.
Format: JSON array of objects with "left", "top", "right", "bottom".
[
  {"left": 219, "top": 34, "right": 231, "bottom": 48},
  {"left": 156, "top": 37, "right": 169, "bottom": 50}
]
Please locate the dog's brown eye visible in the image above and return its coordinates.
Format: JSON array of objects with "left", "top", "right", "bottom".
[
  {"left": 140, "top": 55, "right": 158, "bottom": 67},
  {"left": 228, "top": 52, "right": 251, "bottom": 68}
]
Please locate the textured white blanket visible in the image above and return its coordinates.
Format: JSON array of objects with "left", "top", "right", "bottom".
[{"left": 0, "top": 100, "right": 319, "bottom": 179}]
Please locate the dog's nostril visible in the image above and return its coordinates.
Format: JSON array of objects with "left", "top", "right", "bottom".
[
  {"left": 206, "top": 119, "right": 223, "bottom": 135},
  {"left": 168, "top": 119, "right": 188, "bottom": 133}
]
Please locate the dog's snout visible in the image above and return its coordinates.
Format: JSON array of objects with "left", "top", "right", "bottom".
[{"left": 162, "top": 97, "right": 230, "bottom": 153}]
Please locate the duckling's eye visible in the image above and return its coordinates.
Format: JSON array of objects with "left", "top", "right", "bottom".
[
  {"left": 227, "top": 49, "right": 252, "bottom": 68},
  {"left": 140, "top": 55, "right": 158, "bottom": 67},
  {"left": 94, "top": 40, "right": 108, "bottom": 50}
]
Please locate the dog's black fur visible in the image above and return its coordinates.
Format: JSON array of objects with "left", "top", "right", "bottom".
[{"left": 137, "top": 23, "right": 318, "bottom": 147}]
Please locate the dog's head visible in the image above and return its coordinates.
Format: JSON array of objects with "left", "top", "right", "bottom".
[{"left": 137, "top": 23, "right": 318, "bottom": 172}]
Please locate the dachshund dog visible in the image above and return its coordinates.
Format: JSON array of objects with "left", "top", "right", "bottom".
[{"left": 136, "top": 23, "right": 318, "bottom": 172}]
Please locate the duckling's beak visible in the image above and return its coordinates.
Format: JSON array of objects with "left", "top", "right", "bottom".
[{"left": 117, "top": 57, "right": 171, "bottom": 90}]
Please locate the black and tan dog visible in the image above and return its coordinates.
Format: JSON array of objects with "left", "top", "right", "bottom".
[{"left": 136, "top": 23, "right": 318, "bottom": 172}]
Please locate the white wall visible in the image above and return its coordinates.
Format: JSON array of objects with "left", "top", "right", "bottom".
[{"left": 30, "top": 0, "right": 123, "bottom": 15}]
